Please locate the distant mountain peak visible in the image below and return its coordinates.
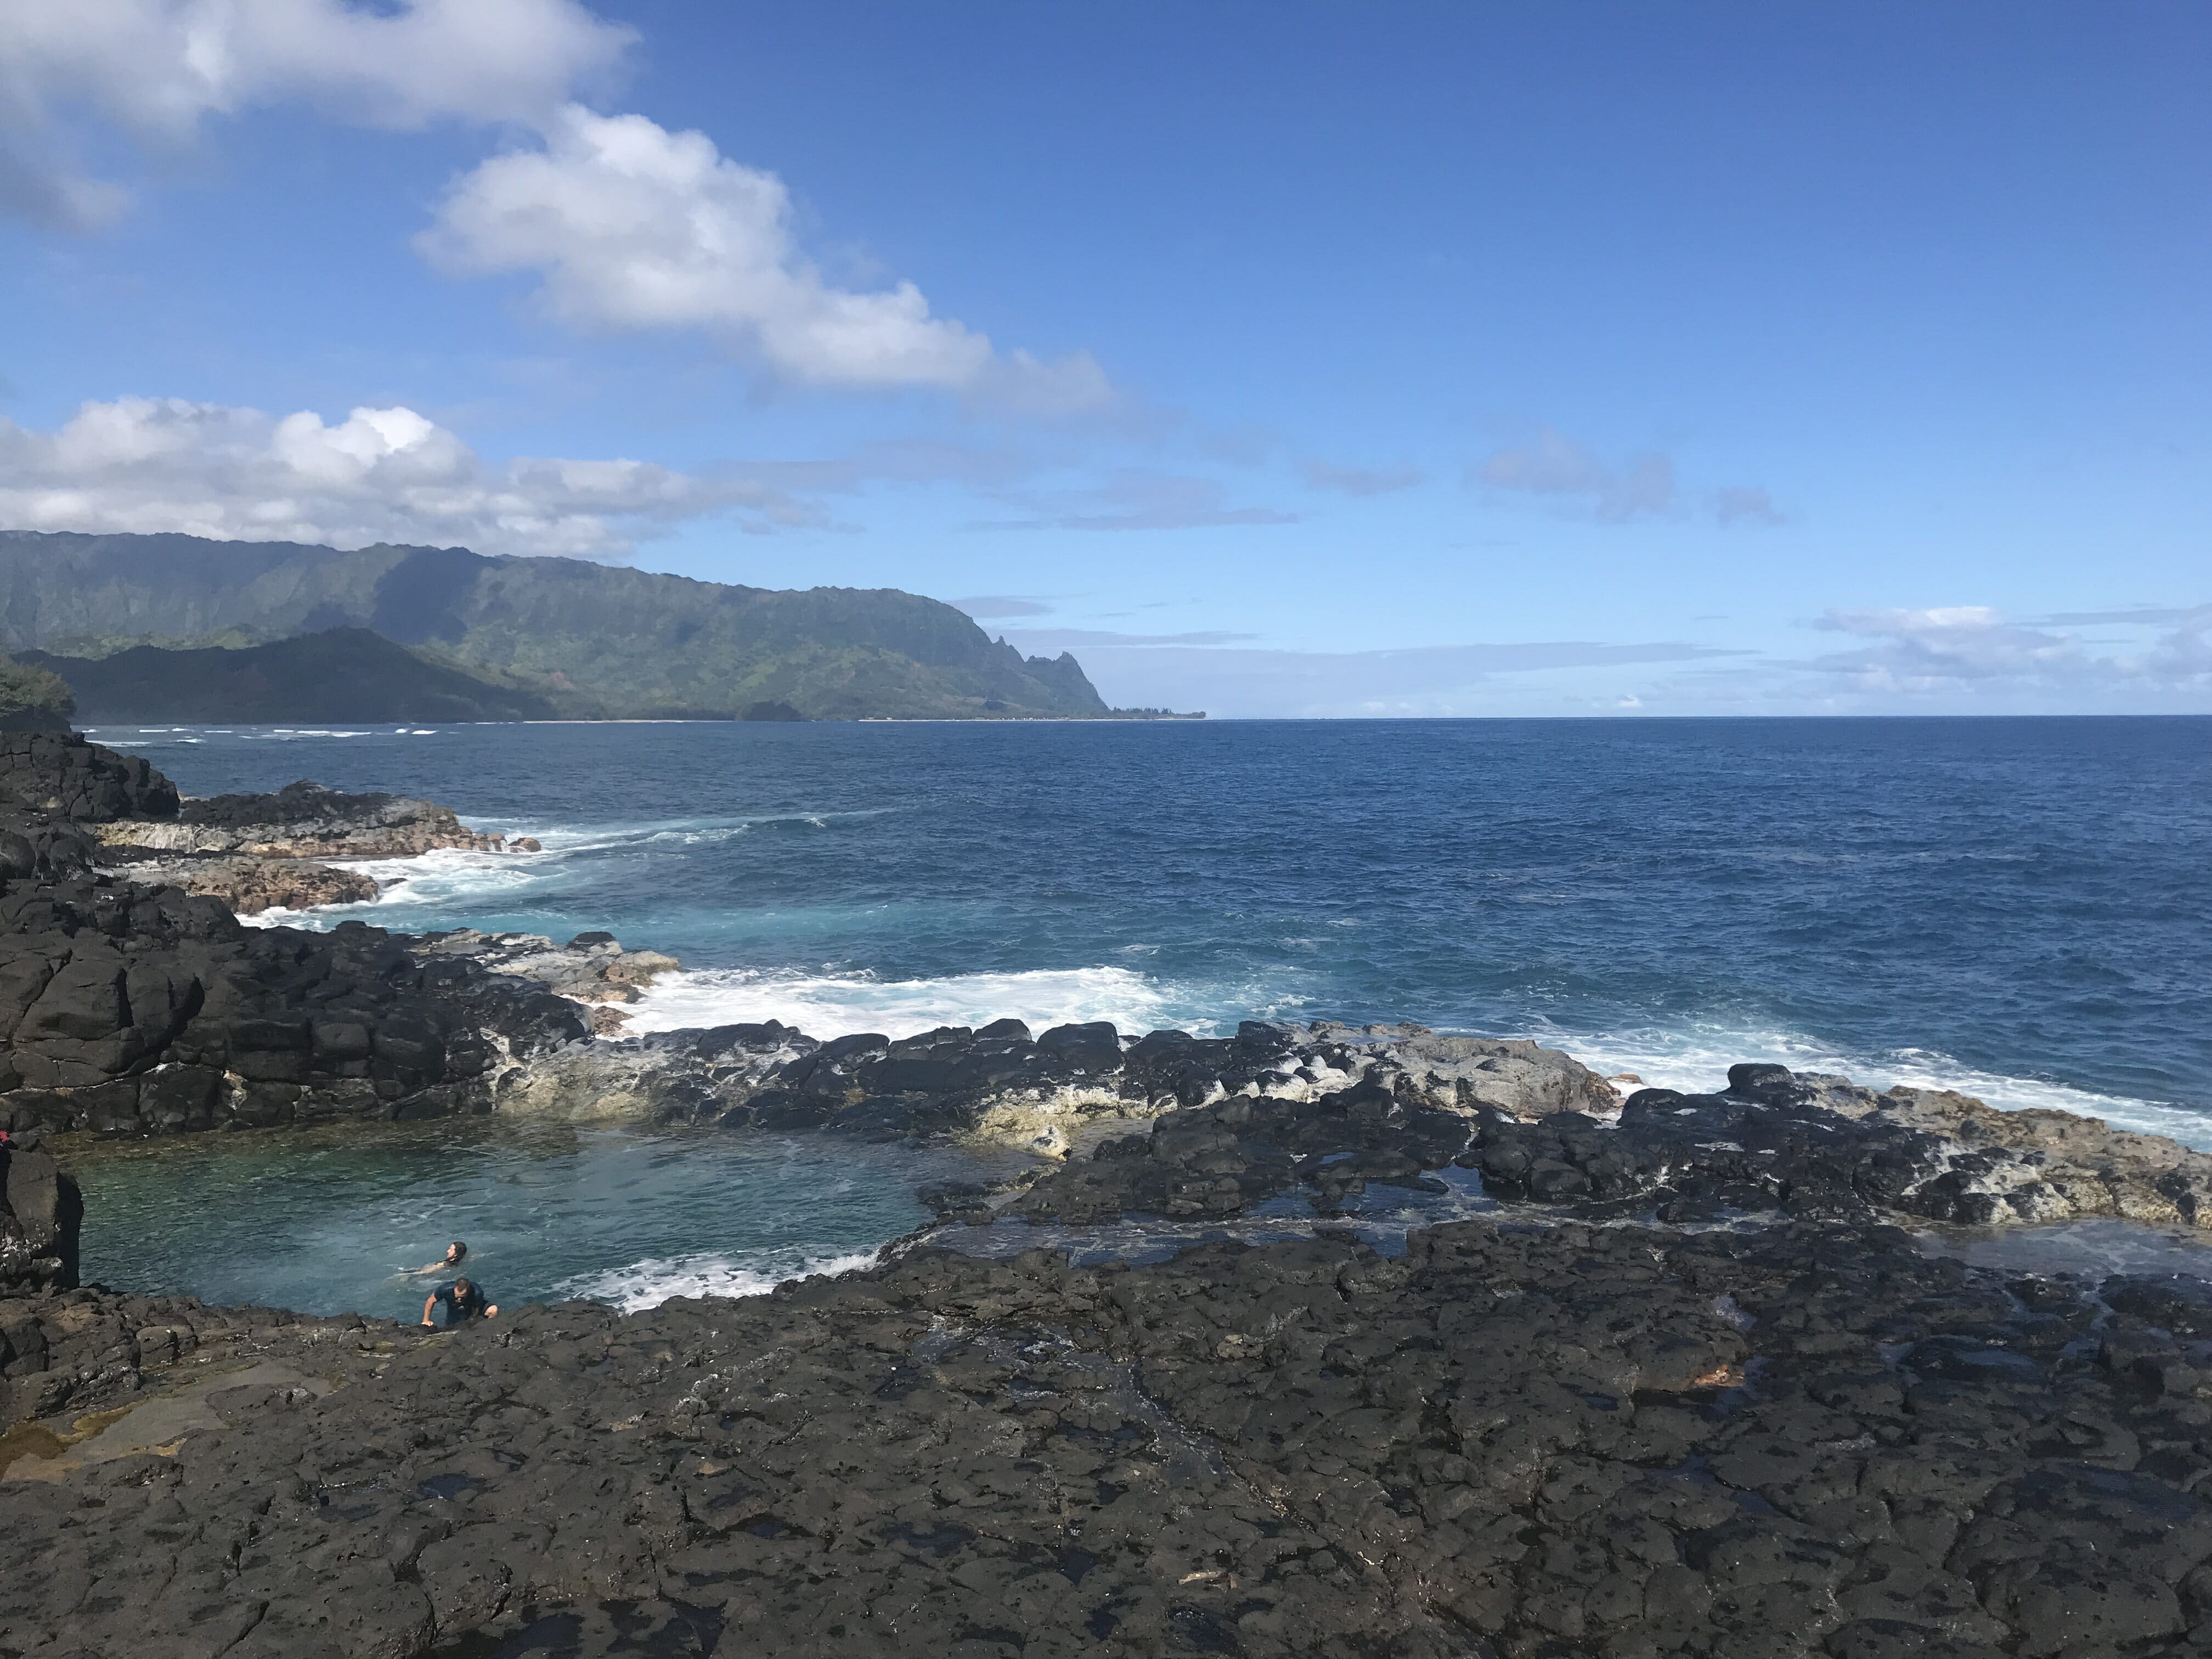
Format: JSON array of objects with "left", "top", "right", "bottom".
[{"left": 0, "top": 530, "right": 1121, "bottom": 721}]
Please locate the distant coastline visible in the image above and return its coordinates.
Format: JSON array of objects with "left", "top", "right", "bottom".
[{"left": 0, "top": 529, "right": 1188, "bottom": 723}]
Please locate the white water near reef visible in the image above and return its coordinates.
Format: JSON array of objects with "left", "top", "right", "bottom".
[{"left": 90, "top": 716, "right": 2212, "bottom": 1313}]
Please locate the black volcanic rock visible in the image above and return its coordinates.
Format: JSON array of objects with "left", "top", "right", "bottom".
[
  {"left": 0, "top": 740, "right": 588, "bottom": 1135},
  {"left": 0, "top": 1137, "right": 78, "bottom": 1291},
  {"left": 10, "top": 746, "right": 2212, "bottom": 1653},
  {"left": 4, "top": 1217, "right": 2210, "bottom": 1657},
  {"left": 0, "top": 730, "right": 178, "bottom": 822}
]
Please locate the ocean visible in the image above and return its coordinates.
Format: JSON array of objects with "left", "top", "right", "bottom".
[{"left": 69, "top": 715, "right": 2212, "bottom": 1317}]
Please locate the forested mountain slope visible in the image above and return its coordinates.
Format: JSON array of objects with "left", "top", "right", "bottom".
[{"left": 0, "top": 532, "right": 1110, "bottom": 720}]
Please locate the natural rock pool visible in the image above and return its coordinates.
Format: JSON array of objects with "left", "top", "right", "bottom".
[{"left": 64, "top": 1121, "right": 1032, "bottom": 1321}]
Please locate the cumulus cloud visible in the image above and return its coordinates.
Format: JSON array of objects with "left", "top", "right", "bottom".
[
  {"left": 2144, "top": 616, "right": 2212, "bottom": 684},
  {"left": 3, "top": 5, "right": 1109, "bottom": 408},
  {"left": 1808, "top": 604, "right": 2212, "bottom": 696},
  {"left": 973, "top": 470, "right": 1296, "bottom": 532},
  {"left": 0, "top": 394, "right": 805, "bottom": 558},
  {"left": 1298, "top": 459, "right": 1425, "bottom": 498},
  {"left": 1812, "top": 606, "right": 2084, "bottom": 690},
  {"left": 419, "top": 106, "right": 1109, "bottom": 405},
  {"left": 0, "top": 0, "right": 631, "bottom": 228}
]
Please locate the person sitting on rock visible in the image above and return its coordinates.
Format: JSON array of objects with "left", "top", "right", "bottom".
[
  {"left": 410, "top": 1240, "right": 467, "bottom": 1277},
  {"left": 421, "top": 1276, "right": 497, "bottom": 1328}
]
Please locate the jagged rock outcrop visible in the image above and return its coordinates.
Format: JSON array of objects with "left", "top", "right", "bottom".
[
  {"left": 499, "top": 1017, "right": 1618, "bottom": 1152},
  {"left": 0, "top": 874, "right": 589, "bottom": 1132},
  {"left": 96, "top": 777, "right": 518, "bottom": 857},
  {"left": 0, "top": 746, "right": 588, "bottom": 1136},
  {"left": 0, "top": 1133, "right": 78, "bottom": 1292},
  {"left": 415, "top": 929, "right": 681, "bottom": 1031},
  {"left": 1000, "top": 1056, "right": 2212, "bottom": 1239},
  {"left": 0, "top": 730, "right": 178, "bottom": 822},
  {"left": 93, "top": 849, "right": 379, "bottom": 915}
]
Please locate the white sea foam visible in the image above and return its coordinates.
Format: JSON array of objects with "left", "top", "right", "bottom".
[
  {"left": 625, "top": 963, "right": 1217, "bottom": 1040},
  {"left": 238, "top": 845, "right": 556, "bottom": 927},
  {"left": 1538, "top": 1019, "right": 2212, "bottom": 1148},
  {"left": 552, "top": 1248, "right": 881, "bottom": 1312}
]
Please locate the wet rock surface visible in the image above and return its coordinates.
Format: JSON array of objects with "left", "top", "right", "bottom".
[
  {"left": 1000, "top": 1060, "right": 2212, "bottom": 1240},
  {"left": 0, "top": 1273, "right": 421, "bottom": 1438},
  {"left": 506, "top": 1017, "right": 1617, "bottom": 1154},
  {"left": 0, "top": 859, "right": 587, "bottom": 1133},
  {"left": 92, "top": 848, "right": 381, "bottom": 916},
  {"left": 0, "top": 1132, "right": 79, "bottom": 1292},
  {"left": 8, "top": 1220, "right": 2212, "bottom": 1657},
  {"left": 95, "top": 778, "right": 520, "bottom": 859},
  {"left": 416, "top": 930, "right": 683, "bottom": 1032},
  {"left": 0, "top": 741, "right": 588, "bottom": 1138}
]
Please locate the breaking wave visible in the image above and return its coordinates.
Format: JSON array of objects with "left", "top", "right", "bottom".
[
  {"left": 551, "top": 1248, "right": 882, "bottom": 1312},
  {"left": 623, "top": 963, "right": 1305, "bottom": 1041}
]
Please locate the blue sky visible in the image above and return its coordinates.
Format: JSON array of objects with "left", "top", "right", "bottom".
[{"left": 2, "top": 1, "right": 2208, "bottom": 715}]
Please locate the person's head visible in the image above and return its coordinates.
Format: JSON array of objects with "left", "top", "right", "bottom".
[
  {"left": 446, "top": 1242, "right": 467, "bottom": 1265},
  {"left": 452, "top": 1277, "right": 473, "bottom": 1297}
]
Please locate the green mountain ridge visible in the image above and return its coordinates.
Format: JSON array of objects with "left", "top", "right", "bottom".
[
  {"left": 0, "top": 531, "right": 1136, "bottom": 721},
  {"left": 18, "top": 629, "right": 566, "bottom": 725}
]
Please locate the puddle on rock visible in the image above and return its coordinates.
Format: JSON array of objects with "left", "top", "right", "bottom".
[
  {"left": 936, "top": 1164, "right": 1499, "bottom": 1266},
  {"left": 1914, "top": 1216, "right": 2212, "bottom": 1281}
]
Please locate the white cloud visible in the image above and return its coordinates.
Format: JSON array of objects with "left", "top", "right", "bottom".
[
  {"left": 1809, "top": 604, "right": 2212, "bottom": 697},
  {"left": 970, "top": 469, "right": 1296, "bottom": 531},
  {"left": 1000, "top": 630, "right": 1740, "bottom": 718},
  {"left": 1812, "top": 606, "right": 2086, "bottom": 691},
  {"left": 0, "top": 394, "right": 805, "bottom": 558},
  {"left": 3, "top": 4, "right": 1109, "bottom": 407},
  {"left": 1474, "top": 428, "right": 1781, "bottom": 527},
  {"left": 2142, "top": 610, "right": 2212, "bottom": 683},
  {"left": 420, "top": 106, "right": 1110, "bottom": 405},
  {"left": 0, "top": 0, "right": 632, "bottom": 228},
  {"left": 1476, "top": 428, "right": 1674, "bottom": 522},
  {"left": 1299, "top": 459, "right": 1425, "bottom": 497}
]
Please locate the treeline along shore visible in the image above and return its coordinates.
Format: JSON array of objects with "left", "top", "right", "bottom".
[{"left": 4, "top": 728, "right": 2212, "bottom": 1656}]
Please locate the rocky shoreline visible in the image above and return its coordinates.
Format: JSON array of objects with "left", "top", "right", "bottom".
[
  {"left": 6, "top": 730, "right": 2212, "bottom": 1656},
  {"left": 93, "top": 776, "right": 544, "bottom": 916},
  {"left": 10, "top": 1208, "right": 2212, "bottom": 1657}
]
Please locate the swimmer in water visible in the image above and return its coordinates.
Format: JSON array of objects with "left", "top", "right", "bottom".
[{"left": 409, "top": 1240, "right": 468, "bottom": 1277}]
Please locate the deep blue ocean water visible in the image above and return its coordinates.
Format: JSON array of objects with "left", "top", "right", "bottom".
[{"left": 71, "top": 715, "right": 2212, "bottom": 1317}]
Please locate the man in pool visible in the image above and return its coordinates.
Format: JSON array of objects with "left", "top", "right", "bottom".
[
  {"left": 421, "top": 1276, "right": 498, "bottom": 1328},
  {"left": 410, "top": 1241, "right": 468, "bottom": 1277}
]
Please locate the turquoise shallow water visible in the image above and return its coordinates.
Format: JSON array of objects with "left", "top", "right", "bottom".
[
  {"left": 69, "top": 714, "right": 2212, "bottom": 1312},
  {"left": 70, "top": 1120, "right": 1027, "bottom": 1319}
]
